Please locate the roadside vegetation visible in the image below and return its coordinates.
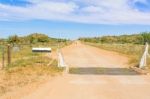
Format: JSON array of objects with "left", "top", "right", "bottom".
[
  {"left": 79, "top": 32, "right": 150, "bottom": 68},
  {"left": 79, "top": 32, "right": 150, "bottom": 44},
  {"left": 0, "top": 33, "right": 70, "bottom": 96},
  {"left": 0, "top": 58, "right": 63, "bottom": 96}
]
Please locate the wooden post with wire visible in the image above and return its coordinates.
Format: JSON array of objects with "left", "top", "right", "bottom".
[
  {"left": 2, "top": 46, "right": 5, "bottom": 69},
  {"left": 7, "top": 44, "right": 11, "bottom": 66}
]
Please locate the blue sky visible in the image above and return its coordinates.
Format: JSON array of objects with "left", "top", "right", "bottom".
[{"left": 0, "top": 0, "right": 150, "bottom": 39}]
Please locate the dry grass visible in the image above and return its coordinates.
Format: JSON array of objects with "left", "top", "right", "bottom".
[
  {"left": 0, "top": 41, "right": 72, "bottom": 62},
  {"left": 0, "top": 42, "right": 71, "bottom": 96},
  {"left": 0, "top": 55, "right": 63, "bottom": 96}
]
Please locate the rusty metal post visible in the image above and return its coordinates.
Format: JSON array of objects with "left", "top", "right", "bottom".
[{"left": 7, "top": 44, "right": 11, "bottom": 66}]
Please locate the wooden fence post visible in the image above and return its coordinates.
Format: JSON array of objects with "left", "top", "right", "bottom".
[
  {"left": 2, "top": 46, "right": 5, "bottom": 69},
  {"left": 7, "top": 44, "right": 11, "bottom": 66}
]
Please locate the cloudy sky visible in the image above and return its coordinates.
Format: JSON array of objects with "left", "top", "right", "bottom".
[{"left": 0, "top": 0, "right": 150, "bottom": 39}]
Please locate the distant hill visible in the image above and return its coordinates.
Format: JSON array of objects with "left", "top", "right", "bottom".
[
  {"left": 79, "top": 32, "right": 150, "bottom": 44},
  {"left": 0, "top": 33, "right": 69, "bottom": 45}
]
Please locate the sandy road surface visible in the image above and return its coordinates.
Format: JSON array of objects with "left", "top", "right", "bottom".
[{"left": 22, "top": 42, "right": 150, "bottom": 99}]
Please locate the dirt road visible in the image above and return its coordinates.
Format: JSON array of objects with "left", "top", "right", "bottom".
[{"left": 22, "top": 42, "right": 150, "bottom": 99}]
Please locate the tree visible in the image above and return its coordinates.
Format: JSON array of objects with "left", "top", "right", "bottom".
[
  {"left": 27, "top": 33, "right": 49, "bottom": 44},
  {"left": 8, "top": 35, "right": 20, "bottom": 44}
]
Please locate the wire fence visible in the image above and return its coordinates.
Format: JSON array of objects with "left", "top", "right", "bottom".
[{"left": 0, "top": 44, "right": 57, "bottom": 69}]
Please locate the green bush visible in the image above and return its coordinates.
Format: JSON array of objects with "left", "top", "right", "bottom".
[
  {"left": 142, "top": 32, "right": 150, "bottom": 44},
  {"left": 79, "top": 32, "right": 150, "bottom": 45}
]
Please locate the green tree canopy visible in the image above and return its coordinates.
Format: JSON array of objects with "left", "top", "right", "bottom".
[
  {"left": 8, "top": 35, "right": 20, "bottom": 44},
  {"left": 27, "top": 33, "right": 49, "bottom": 43}
]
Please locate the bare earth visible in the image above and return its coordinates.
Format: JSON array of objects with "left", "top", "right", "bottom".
[{"left": 11, "top": 42, "right": 150, "bottom": 99}]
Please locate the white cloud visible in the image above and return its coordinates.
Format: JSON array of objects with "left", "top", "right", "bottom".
[
  {"left": 0, "top": 0, "right": 150, "bottom": 24},
  {"left": 133, "top": 0, "right": 148, "bottom": 4},
  {"left": 81, "top": 6, "right": 106, "bottom": 13}
]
